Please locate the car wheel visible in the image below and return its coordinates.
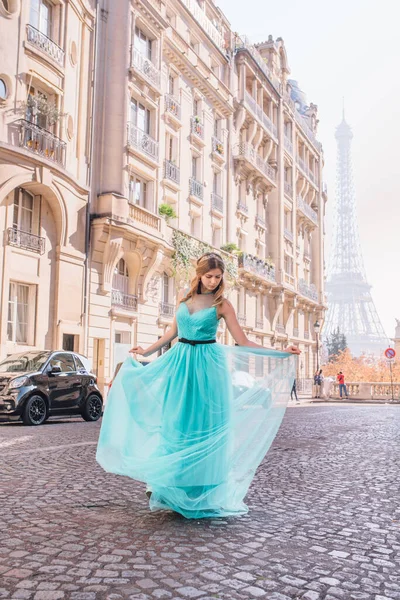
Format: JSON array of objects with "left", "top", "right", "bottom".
[
  {"left": 23, "top": 395, "right": 47, "bottom": 426},
  {"left": 81, "top": 394, "right": 103, "bottom": 422}
]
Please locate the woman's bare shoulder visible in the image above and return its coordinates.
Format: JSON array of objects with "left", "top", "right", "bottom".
[{"left": 219, "top": 298, "right": 234, "bottom": 314}]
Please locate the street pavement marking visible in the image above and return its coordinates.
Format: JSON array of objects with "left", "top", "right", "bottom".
[{"left": 0, "top": 440, "right": 97, "bottom": 456}]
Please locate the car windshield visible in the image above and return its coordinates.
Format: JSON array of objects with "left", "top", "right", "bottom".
[{"left": 0, "top": 352, "right": 51, "bottom": 373}]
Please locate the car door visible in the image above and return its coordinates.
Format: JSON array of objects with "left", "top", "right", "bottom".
[{"left": 47, "top": 353, "right": 81, "bottom": 411}]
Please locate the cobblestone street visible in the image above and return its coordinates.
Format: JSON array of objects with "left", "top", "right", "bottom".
[{"left": 1, "top": 405, "right": 399, "bottom": 600}]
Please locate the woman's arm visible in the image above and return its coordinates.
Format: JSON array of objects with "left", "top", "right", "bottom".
[
  {"left": 130, "top": 319, "right": 178, "bottom": 357},
  {"left": 219, "top": 299, "right": 300, "bottom": 355}
]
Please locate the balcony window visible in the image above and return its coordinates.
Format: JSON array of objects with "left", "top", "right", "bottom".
[
  {"left": 129, "top": 175, "right": 147, "bottom": 208},
  {"left": 113, "top": 258, "right": 129, "bottom": 294},
  {"left": 30, "top": 0, "right": 52, "bottom": 38},
  {"left": 130, "top": 99, "right": 150, "bottom": 134},
  {"left": 13, "top": 189, "right": 34, "bottom": 233},
  {"left": 134, "top": 26, "right": 152, "bottom": 61},
  {"left": 7, "top": 282, "right": 36, "bottom": 344},
  {"left": 168, "top": 74, "right": 175, "bottom": 96}
]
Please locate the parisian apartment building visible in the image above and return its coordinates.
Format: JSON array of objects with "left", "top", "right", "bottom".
[{"left": 0, "top": 0, "right": 327, "bottom": 392}]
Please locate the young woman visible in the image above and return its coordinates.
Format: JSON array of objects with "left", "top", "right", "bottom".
[{"left": 96, "top": 252, "right": 300, "bottom": 519}]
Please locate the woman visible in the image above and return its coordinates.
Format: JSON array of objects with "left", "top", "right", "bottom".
[{"left": 96, "top": 253, "right": 300, "bottom": 519}]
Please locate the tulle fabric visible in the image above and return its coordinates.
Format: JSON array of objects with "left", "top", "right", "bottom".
[{"left": 96, "top": 303, "right": 296, "bottom": 519}]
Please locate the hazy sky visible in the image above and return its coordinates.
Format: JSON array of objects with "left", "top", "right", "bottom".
[{"left": 218, "top": 0, "right": 400, "bottom": 342}]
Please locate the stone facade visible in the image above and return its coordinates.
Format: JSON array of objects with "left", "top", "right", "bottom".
[{"left": 0, "top": 0, "right": 327, "bottom": 392}]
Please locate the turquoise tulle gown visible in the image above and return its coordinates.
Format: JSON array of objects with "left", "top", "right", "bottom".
[{"left": 96, "top": 297, "right": 296, "bottom": 519}]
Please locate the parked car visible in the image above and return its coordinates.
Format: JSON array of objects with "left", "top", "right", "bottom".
[{"left": 0, "top": 350, "right": 103, "bottom": 426}]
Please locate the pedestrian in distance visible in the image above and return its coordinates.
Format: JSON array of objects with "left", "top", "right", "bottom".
[
  {"left": 337, "top": 371, "right": 349, "bottom": 399},
  {"left": 315, "top": 369, "right": 324, "bottom": 398},
  {"left": 96, "top": 252, "right": 300, "bottom": 520},
  {"left": 291, "top": 379, "right": 299, "bottom": 404}
]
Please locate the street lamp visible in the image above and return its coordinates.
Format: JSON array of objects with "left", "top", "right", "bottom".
[{"left": 314, "top": 319, "right": 321, "bottom": 371}]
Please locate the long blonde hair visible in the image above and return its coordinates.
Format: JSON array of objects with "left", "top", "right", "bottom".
[{"left": 181, "top": 252, "right": 225, "bottom": 306}]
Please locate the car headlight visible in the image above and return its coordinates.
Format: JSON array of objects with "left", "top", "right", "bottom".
[{"left": 8, "top": 376, "right": 28, "bottom": 390}]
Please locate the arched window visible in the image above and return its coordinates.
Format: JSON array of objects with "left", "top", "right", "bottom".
[{"left": 112, "top": 258, "right": 129, "bottom": 294}]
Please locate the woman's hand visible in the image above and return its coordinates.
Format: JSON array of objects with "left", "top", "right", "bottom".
[
  {"left": 284, "top": 345, "right": 301, "bottom": 355},
  {"left": 129, "top": 346, "right": 145, "bottom": 355}
]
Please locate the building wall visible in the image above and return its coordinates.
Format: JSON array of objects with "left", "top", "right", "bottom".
[
  {"left": 0, "top": 0, "right": 96, "bottom": 357},
  {"left": 0, "top": 0, "right": 327, "bottom": 389}
]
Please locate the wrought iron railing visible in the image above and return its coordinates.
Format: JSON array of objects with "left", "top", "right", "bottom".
[
  {"left": 243, "top": 92, "right": 278, "bottom": 138},
  {"left": 284, "top": 228, "right": 294, "bottom": 242},
  {"left": 6, "top": 227, "right": 45, "bottom": 255},
  {"left": 284, "top": 135, "right": 293, "bottom": 154},
  {"left": 256, "top": 319, "right": 263, "bottom": 329},
  {"left": 293, "top": 327, "right": 299, "bottom": 337},
  {"left": 160, "top": 302, "right": 175, "bottom": 317},
  {"left": 236, "top": 201, "right": 248, "bottom": 214},
  {"left": 189, "top": 177, "right": 203, "bottom": 200},
  {"left": 298, "top": 279, "right": 318, "bottom": 302},
  {"left": 238, "top": 253, "right": 276, "bottom": 283},
  {"left": 181, "top": 0, "right": 225, "bottom": 50},
  {"left": 164, "top": 160, "right": 180, "bottom": 184},
  {"left": 284, "top": 181, "right": 293, "bottom": 198},
  {"left": 26, "top": 24, "right": 64, "bottom": 66},
  {"left": 190, "top": 117, "right": 204, "bottom": 139},
  {"left": 111, "top": 289, "right": 138, "bottom": 311},
  {"left": 255, "top": 215, "right": 266, "bottom": 227},
  {"left": 212, "top": 136, "right": 224, "bottom": 157},
  {"left": 127, "top": 123, "right": 159, "bottom": 161},
  {"left": 211, "top": 193, "right": 223, "bottom": 213},
  {"left": 234, "top": 142, "right": 277, "bottom": 183},
  {"left": 238, "top": 313, "right": 246, "bottom": 326},
  {"left": 297, "top": 195, "right": 318, "bottom": 225},
  {"left": 14, "top": 119, "right": 66, "bottom": 167},
  {"left": 131, "top": 47, "right": 160, "bottom": 88},
  {"left": 276, "top": 324, "right": 285, "bottom": 334},
  {"left": 164, "top": 94, "right": 181, "bottom": 119}
]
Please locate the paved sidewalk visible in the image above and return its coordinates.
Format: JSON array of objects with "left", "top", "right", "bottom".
[{"left": 0, "top": 405, "right": 400, "bottom": 600}]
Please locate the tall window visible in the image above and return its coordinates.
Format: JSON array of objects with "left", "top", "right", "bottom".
[
  {"left": 13, "top": 189, "right": 34, "bottom": 233},
  {"left": 129, "top": 175, "right": 147, "bottom": 207},
  {"left": 168, "top": 74, "right": 175, "bottom": 96},
  {"left": 130, "top": 99, "right": 150, "bottom": 133},
  {"left": 26, "top": 87, "right": 49, "bottom": 129},
  {"left": 30, "top": 0, "right": 52, "bottom": 37},
  {"left": 162, "top": 272, "right": 169, "bottom": 304},
  {"left": 193, "top": 98, "right": 199, "bottom": 116},
  {"left": 134, "top": 26, "right": 152, "bottom": 60},
  {"left": 7, "top": 282, "right": 34, "bottom": 344},
  {"left": 213, "top": 171, "right": 220, "bottom": 194},
  {"left": 191, "top": 156, "right": 198, "bottom": 179},
  {"left": 113, "top": 258, "right": 129, "bottom": 294}
]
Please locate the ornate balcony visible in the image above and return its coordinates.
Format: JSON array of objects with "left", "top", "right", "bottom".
[
  {"left": 189, "top": 177, "right": 204, "bottom": 201},
  {"left": 164, "top": 160, "right": 180, "bottom": 185},
  {"left": 130, "top": 47, "right": 160, "bottom": 89},
  {"left": 276, "top": 324, "right": 285, "bottom": 334},
  {"left": 243, "top": 92, "right": 278, "bottom": 138},
  {"left": 297, "top": 195, "right": 318, "bottom": 225},
  {"left": 255, "top": 215, "right": 266, "bottom": 231},
  {"left": 190, "top": 117, "right": 204, "bottom": 142},
  {"left": 129, "top": 204, "right": 160, "bottom": 231},
  {"left": 256, "top": 318, "right": 263, "bottom": 329},
  {"left": 236, "top": 201, "right": 248, "bottom": 215},
  {"left": 304, "top": 330, "right": 310, "bottom": 339},
  {"left": 297, "top": 156, "right": 307, "bottom": 173},
  {"left": 111, "top": 289, "right": 138, "bottom": 311},
  {"left": 293, "top": 327, "right": 299, "bottom": 337},
  {"left": 233, "top": 142, "right": 277, "bottom": 185},
  {"left": 181, "top": 0, "right": 225, "bottom": 50},
  {"left": 298, "top": 279, "right": 318, "bottom": 302},
  {"left": 127, "top": 123, "right": 159, "bottom": 162},
  {"left": 212, "top": 136, "right": 225, "bottom": 162},
  {"left": 14, "top": 119, "right": 66, "bottom": 167},
  {"left": 284, "top": 135, "right": 293, "bottom": 154},
  {"left": 211, "top": 192, "right": 223, "bottom": 213},
  {"left": 26, "top": 24, "right": 64, "bottom": 66},
  {"left": 164, "top": 94, "right": 181, "bottom": 120},
  {"left": 284, "top": 229, "right": 294, "bottom": 243},
  {"left": 238, "top": 253, "right": 276, "bottom": 284},
  {"left": 238, "top": 314, "right": 246, "bottom": 326},
  {"left": 284, "top": 181, "right": 293, "bottom": 198},
  {"left": 160, "top": 302, "right": 175, "bottom": 317},
  {"left": 6, "top": 227, "right": 45, "bottom": 255}
]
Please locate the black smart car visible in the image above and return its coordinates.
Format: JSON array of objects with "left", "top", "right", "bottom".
[{"left": 0, "top": 350, "right": 103, "bottom": 426}]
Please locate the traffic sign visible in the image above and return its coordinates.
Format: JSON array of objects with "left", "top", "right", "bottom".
[{"left": 385, "top": 347, "right": 396, "bottom": 359}]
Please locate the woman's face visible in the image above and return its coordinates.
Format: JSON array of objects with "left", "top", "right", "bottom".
[{"left": 200, "top": 268, "right": 223, "bottom": 292}]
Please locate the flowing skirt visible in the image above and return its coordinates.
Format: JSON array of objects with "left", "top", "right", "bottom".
[{"left": 96, "top": 343, "right": 296, "bottom": 519}]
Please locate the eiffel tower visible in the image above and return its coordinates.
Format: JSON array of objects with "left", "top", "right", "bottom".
[{"left": 324, "top": 111, "right": 388, "bottom": 356}]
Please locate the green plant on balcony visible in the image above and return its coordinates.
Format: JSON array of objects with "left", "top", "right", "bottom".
[
  {"left": 25, "top": 95, "right": 65, "bottom": 126},
  {"left": 215, "top": 142, "right": 224, "bottom": 155},
  {"left": 194, "top": 115, "right": 200, "bottom": 123},
  {"left": 172, "top": 230, "right": 238, "bottom": 282},
  {"left": 220, "top": 242, "right": 240, "bottom": 254},
  {"left": 158, "top": 203, "right": 177, "bottom": 222}
]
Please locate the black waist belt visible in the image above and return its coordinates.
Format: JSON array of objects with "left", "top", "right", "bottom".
[{"left": 179, "top": 338, "right": 216, "bottom": 346}]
